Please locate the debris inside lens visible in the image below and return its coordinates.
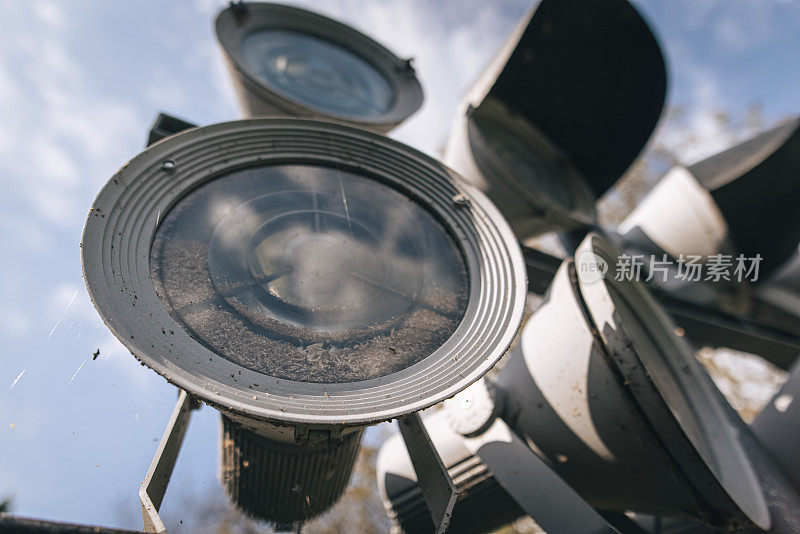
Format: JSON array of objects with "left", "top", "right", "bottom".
[{"left": 150, "top": 164, "right": 469, "bottom": 383}]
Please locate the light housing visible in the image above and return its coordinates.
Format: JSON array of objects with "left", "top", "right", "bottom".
[
  {"left": 689, "top": 117, "right": 800, "bottom": 275},
  {"left": 81, "top": 118, "right": 526, "bottom": 524},
  {"left": 215, "top": 2, "right": 423, "bottom": 133},
  {"left": 445, "top": 0, "right": 666, "bottom": 240},
  {"left": 619, "top": 117, "right": 800, "bottom": 277},
  {"left": 756, "top": 243, "right": 800, "bottom": 318},
  {"left": 494, "top": 235, "right": 770, "bottom": 529}
]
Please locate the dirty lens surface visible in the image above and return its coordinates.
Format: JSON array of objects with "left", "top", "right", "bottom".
[
  {"left": 242, "top": 29, "right": 395, "bottom": 118},
  {"left": 150, "top": 165, "right": 469, "bottom": 383}
]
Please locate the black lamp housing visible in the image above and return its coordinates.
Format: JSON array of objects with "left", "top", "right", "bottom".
[
  {"left": 215, "top": 2, "right": 424, "bottom": 133},
  {"left": 618, "top": 117, "right": 800, "bottom": 278},
  {"left": 445, "top": 0, "right": 666, "bottom": 240}
]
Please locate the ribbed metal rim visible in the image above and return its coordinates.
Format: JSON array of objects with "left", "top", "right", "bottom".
[
  {"left": 215, "top": 2, "right": 423, "bottom": 129},
  {"left": 81, "top": 118, "right": 526, "bottom": 426},
  {"left": 575, "top": 234, "right": 770, "bottom": 529}
]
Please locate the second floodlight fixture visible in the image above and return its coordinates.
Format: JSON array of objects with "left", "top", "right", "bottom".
[
  {"left": 445, "top": 0, "right": 666, "bottom": 240},
  {"left": 81, "top": 118, "right": 525, "bottom": 526},
  {"left": 619, "top": 117, "right": 800, "bottom": 277},
  {"left": 496, "top": 235, "right": 770, "bottom": 529},
  {"left": 215, "top": 2, "right": 423, "bottom": 133}
]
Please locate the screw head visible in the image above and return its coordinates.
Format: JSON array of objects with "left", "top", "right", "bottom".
[
  {"left": 161, "top": 159, "right": 176, "bottom": 172},
  {"left": 452, "top": 193, "right": 468, "bottom": 206}
]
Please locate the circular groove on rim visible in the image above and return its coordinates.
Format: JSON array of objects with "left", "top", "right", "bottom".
[
  {"left": 105, "top": 138, "right": 505, "bottom": 397},
  {"left": 215, "top": 3, "right": 423, "bottom": 131},
  {"left": 82, "top": 118, "right": 525, "bottom": 425},
  {"left": 107, "top": 133, "right": 505, "bottom": 398}
]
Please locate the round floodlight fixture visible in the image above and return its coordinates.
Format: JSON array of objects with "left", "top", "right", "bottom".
[
  {"left": 446, "top": 98, "right": 597, "bottom": 239},
  {"left": 617, "top": 166, "right": 731, "bottom": 261},
  {"left": 689, "top": 117, "right": 800, "bottom": 275},
  {"left": 443, "top": 0, "right": 667, "bottom": 240},
  {"left": 495, "top": 234, "right": 769, "bottom": 529},
  {"left": 81, "top": 118, "right": 525, "bottom": 523},
  {"left": 215, "top": 3, "right": 423, "bottom": 133},
  {"left": 619, "top": 118, "right": 800, "bottom": 277}
]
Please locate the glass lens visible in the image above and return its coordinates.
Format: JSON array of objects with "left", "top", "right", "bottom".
[
  {"left": 241, "top": 29, "right": 395, "bottom": 118},
  {"left": 150, "top": 165, "right": 469, "bottom": 383},
  {"left": 472, "top": 113, "right": 575, "bottom": 210}
]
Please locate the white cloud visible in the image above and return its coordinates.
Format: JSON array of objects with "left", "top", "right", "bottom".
[
  {"left": 192, "top": 0, "right": 227, "bottom": 17},
  {"left": 0, "top": 6, "right": 142, "bottom": 228},
  {"left": 33, "top": 0, "right": 66, "bottom": 29},
  {"left": 654, "top": 41, "right": 745, "bottom": 164},
  {"left": 143, "top": 66, "right": 191, "bottom": 110},
  {"left": 0, "top": 306, "right": 32, "bottom": 337},
  {"left": 202, "top": 37, "right": 241, "bottom": 120},
  {"left": 30, "top": 138, "right": 81, "bottom": 186},
  {"left": 713, "top": 4, "right": 772, "bottom": 52},
  {"left": 0, "top": 211, "right": 53, "bottom": 254}
]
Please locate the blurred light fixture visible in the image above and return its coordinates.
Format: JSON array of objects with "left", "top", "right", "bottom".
[
  {"left": 215, "top": 2, "right": 423, "bottom": 133},
  {"left": 619, "top": 117, "right": 800, "bottom": 277},
  {"left": 756, "top": 242, "right": 800, "bottom": 318},
  {"left": 495, "top": 235, "right": 770, "bottom": 529},
  {"left": 617, "top": 165, "right": 731, "bottom": 261},
  {"left": 753, "top": 359, "right": 800, "bottom": 495},
  {"left": 445, "top": 0, "right": 666, "bottom": 240},
  {"left": 81, "top": 118, "right": 525, "bottom": 526}
]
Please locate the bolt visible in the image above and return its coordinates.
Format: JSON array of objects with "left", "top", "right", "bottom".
[
  {"left": 161, "top": 159, "right": 176, "bottom": 172},
  {"left": 452, "top": 193, "right": 469, "bottom": 207}
]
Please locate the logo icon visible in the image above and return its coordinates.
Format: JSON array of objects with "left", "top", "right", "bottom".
[{"left": 576, "top": 250, "right": 608, "bottom": 284}]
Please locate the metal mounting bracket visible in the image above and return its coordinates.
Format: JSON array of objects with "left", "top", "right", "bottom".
[
  {"left": 397, "top": 412, "right": 458, "bottom": 534},
  {"left": 139, "top": 389, "right": 200, "bottom": 533}
]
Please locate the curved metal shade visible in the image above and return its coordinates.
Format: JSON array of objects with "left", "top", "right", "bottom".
[
  {"left": 576, "top": 235, "right": 770, "bottom": 530},
  {"left": 689, "top": 118, "right": 800, "bottom": 275},
  {"left": 488, "top": 0, "right": 667, "bottom": 196}
]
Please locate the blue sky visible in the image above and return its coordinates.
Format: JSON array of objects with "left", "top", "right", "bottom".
[{"left": 0, "top": 0, "right": 798, "bottom": 530}]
